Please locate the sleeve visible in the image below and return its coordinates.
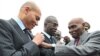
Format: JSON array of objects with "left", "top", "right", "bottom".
[
  {"left": 55, "top": 31, "right": 100, "bottom": 56},
  {"left": 0, "top": 28, "right": 40, "bottom": 56},
  {"left": 40, "top": 48, "right": 55, "bottom": 56}
]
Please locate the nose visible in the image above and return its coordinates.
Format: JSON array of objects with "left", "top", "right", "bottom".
[
  {"left": 35, "top": 21, "right": 38, "bottom": 26},
  {"left": 69, "top": 28, "right": 74, "bottom": 34},
  {"left": 69, "top": 29, "right": 72, "bottom": 34},
  {"left": 54, "top": 27, "right": 57, "bottom": 31}
]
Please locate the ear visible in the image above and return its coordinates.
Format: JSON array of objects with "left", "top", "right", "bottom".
[
  {"left": 82, "top": 22, "right": 86, "bottom": 27},
  {"left": 24, "top": 7, "right": 30, "bottom": 15},
  {"left": 82, "top": 22, "right": 86, "bottom": 30}
]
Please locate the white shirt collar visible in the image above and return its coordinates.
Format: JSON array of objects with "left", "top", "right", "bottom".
[
  {"left": 42, "top": 31, "right": 51, "bottom": 39},
  {"left": 13, "top": 17, "right": 25, "bottom": 30}
]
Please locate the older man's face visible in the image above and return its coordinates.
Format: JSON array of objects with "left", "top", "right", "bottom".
[{"left": 68, "top": 20, "right": 84, "bottom": 39}]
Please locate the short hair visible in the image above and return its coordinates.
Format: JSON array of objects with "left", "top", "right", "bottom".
[{"left": 44, "top": 16, "right": 57, "bottom": 26}]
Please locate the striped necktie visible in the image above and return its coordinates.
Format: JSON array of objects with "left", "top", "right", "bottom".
[
  {"left": 50, "top": 36, "right": 56, "bottom": 43},
  {"left": 23, "top": 29, "right": 33, "bottom": 40},
  {"left": 74, "top": 38, "right": 79, "bottom": 46}
]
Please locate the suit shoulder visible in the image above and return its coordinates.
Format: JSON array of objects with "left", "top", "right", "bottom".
[
  {"left": 91, "top": 30, "right": 100, "bottom": 34},
  {"left": 0, "top": 19, "right": 7, "bottom": 23},
  {"left": 89, "top": 30, "right": 100, "bottom": 37},
  {"left": 0, "top": 19, "right": 12, "bottom": 31},
  {"left": 0, "top": 19, "right": 11, "bottom": 26}
]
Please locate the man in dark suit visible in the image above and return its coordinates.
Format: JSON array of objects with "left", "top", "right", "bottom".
[
  {"left": 40, "top": 16, "right": 58, "bottom": 56},
  {"left": 55, "top": 18, "right": 100, "bottom": 56},
  {"left": 0, "top": 1, "right": 44, "bottom": 56}
]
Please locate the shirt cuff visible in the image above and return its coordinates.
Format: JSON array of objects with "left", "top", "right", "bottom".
[{"left": 51, "top": 44, "right": 56, "bottom": 47}]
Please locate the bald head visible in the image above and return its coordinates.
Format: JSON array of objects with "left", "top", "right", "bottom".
[
  {"left": 69, "top": 18, "right": 85, "bottom": 25},
  {"left": 20, "top": 1, "right": 41, "bottom": 15},
  {"left": 18, "top": 1, "right": 41, "bottom": 30}
]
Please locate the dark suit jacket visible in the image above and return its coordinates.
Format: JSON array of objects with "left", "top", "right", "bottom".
[
  {"left": 40, "top": 33, "right": 56, "bottom": 56},
  {"left": 55, "top": 31, "right": 100, "bottom": 56},
  {"left": 0, "top": 19, "right": 40, "bottom": 56}
]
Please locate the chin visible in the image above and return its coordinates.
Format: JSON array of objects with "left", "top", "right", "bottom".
[
  {"left": 28, "top": 27, "right": 32, "bottom": 30},
  {"left": 52, "top": 33, "right": 55, "bottom": 36},
  {"left": 72, "top": 35, "right": 77, "bottom": 39},
  {"left": 30, "top": 26, "right": 34, "bottom": 30}
]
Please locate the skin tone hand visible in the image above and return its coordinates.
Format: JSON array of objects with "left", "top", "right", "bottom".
[
  {"left": 32, "top": 33, "right": 44, "bottom": 45},
  {"left": 40, "top": 42, "right": 52, "bottom": 48}
]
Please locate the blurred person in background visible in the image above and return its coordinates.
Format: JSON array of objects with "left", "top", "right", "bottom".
[
  {"left": 63, "top": 36, "right": 70, "bottom": 45},
  {"left": 84, "top": 22, "right": 90, "bottom": 31},
  {"left": 54, "top": 30, "right": 62, "bottom": 41}
]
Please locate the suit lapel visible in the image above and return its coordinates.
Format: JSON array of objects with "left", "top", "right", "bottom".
[
  {"left": 43, "top": 34, "right": 51, "bottom": 43},
  {"left": 44, "top": 35, "right": 56, "bottom": 43},
  {"left": 8, "top": 19, "right": 30, "bottom": 43}
]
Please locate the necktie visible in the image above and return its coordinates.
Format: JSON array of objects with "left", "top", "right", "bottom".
[
  {"left": 74, "top": 38, "right": 79, "bottom": 46},
  {"left": 50, "top": 36, "right": 55, "bottom": 43},
  {"left": 23, "top": 29, "right": 33, "bottom": 40},
  {"left": 50, "top": 36, "right": 56, "bottom": 51}
]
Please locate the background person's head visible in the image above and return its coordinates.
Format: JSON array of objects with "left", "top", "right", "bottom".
[
  {"left": 84, "top": 22, "right": 90, "bottom": 31},
  {"left": 44, "top": 16, "right": 58, "bottom": 36},
  {"left": 68, "top": 18, "right": 86, "bottom": 39},
  {"left": 18, "top": 1, "right": 41, "bottom": 30},
  {"left": 63, "top": 36, "right": 70, "bottom": 45},
  {"left": 54, "top": 30, "right": 62, "bottom": 41}
]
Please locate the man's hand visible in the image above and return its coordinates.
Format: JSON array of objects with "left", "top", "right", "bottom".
[
  {"left": 40, "top": 42, "right": 53, "bottom": 48},
  {"left": 32, "top": 33, "right": 44, "bottom": 45}
]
